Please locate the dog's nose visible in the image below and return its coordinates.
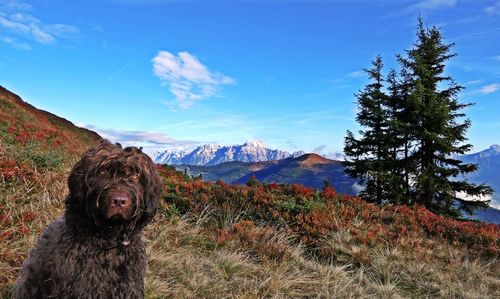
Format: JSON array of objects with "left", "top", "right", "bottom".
[{"left": 110, "top": 193, "right": 130, "bottom": 208}]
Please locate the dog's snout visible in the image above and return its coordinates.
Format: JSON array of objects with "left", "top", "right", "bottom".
[{"left": 110, "top": 192, "right": 130, "bottom": 208}]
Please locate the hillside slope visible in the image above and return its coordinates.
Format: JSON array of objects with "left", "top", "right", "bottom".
[
  {"left": 0, "top": 86, "right": 101, "bottom": 295},
  {"left": 0, "top": 86, "right": 100, "bottom": 154}
]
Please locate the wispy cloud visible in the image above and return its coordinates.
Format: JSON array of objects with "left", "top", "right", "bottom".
[
  {"left": 348, "top": 70, "right": 364, "bottom": 78},
  {"left": 382, "top": 0, "right": 458, "bottom": 18},
  {"left": 0, "top": 0, "right": 78, "bottom": 48},
  {"left": 0, "top": 0, "right": 31, "bottom": 11},
  {"left": 464, "top": 79, "right": 481, "bottom": 86},
  {"left": 409, "top": 0, "right": 457, "bottom": 10},
  {"left": 84, "top": 125, "right": 203, "bottom": 154},
  {"left": 152, "top": 51, "right": 235, "bottom": 109},
  {"left": 312, "top": 144, "right": 327, "bottom": 154},
  {"left": 485, "top": 1, "right": 500, "bottom": 15},
  {"left": 102, "top": 61, "right": 134, "bottom": 84},
  {"left": 1, "top": 35, "right": 30, "bottom": 49},
  {"left": 479, "top": 83, "right": 500, "bottom": 94},
  {"left": 450, "top": 27, "right": 500, "bottom": 41}
]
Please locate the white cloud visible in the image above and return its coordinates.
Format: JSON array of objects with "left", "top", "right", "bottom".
[
  {"left": 480, "top": 83, "right": 500, "bottom": 94},
  {"left": 85, "top": 125, "right": 201, "bottom": 146},
  {"left": 0, "top": 0, "right": 31, "bottom": 11},
  {"left": 1, "top": 35, "right": 30, "bottom": 49},
  {"left": 456, "top": 191, "right": 495, "bottom": 208},
  {"left": 152, "top": 51, "right": 235, "bottom": 109},
  {"left": 84, "top": 125, "right": 203, "bottom": 155},
  {"left": 485, "top": 1, "right": 500, "bottom": 15},
  {"left": 47, "top": 23, "right": 80, "bottom": 37},
  {"left": 464, "top": 79, "right": 481, "bottom": 86},
  {"left": 411, "top": 0, "right": 457, "bottom": 10},
  {"left": 352, "top": 182, "right": 365, "bottom": 195},
  {"left": 348, "top": 70, "right": 364, "bottom": 78},
  {"left": 0, "top": 1, "right": 78, "bottom": 47}
]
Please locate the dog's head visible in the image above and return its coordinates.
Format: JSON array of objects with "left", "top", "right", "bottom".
[{"left": 65, "top": 140, "right": 162, "bottom": 232}]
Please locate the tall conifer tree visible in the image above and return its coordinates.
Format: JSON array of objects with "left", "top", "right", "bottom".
[
  {"left": 399, "top": 18, "right": 492, "bottom": 216},
  {"left": 345, "top": 18, "right": 492, "bottom": 218},
  {"left": 344, "top": 56, "right": 392, "bottom": 205},
  {"left": 384, "top": 69, "right": 409, "bottom": 204}
]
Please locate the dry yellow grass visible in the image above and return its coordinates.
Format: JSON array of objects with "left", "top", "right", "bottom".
[{"left": 2, "top": 174, "right": 499, "bottom": 298}]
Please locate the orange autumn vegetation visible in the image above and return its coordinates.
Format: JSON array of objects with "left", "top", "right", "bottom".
[
  {"left": 158, "top": 165, "right": 499, "bottom": 260},
  {"left": 0, "top": 86, "right": 100, "bottom": 157}
]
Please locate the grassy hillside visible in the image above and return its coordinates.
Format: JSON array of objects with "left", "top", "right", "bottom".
[
  {"left": 1, "top": 87, "right": 499, "bottom": 298},
  {"left": 0, "top": 86, "right": 101, "bottom": 296},
  {"left": 147, "top": 167, "right": 499, "bottom": 298}
]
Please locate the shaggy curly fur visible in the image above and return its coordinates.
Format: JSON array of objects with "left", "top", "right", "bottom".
[{"left": 13, "top": 140, "right": 162, "bottom": 299}]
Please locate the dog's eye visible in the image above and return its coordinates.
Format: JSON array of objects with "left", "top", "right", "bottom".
[
  {"left": 98, "top": 170, "right": 107, "bottom": 176},
  {"left": 130, "top": 174, "right": 139, "bottom": 181}
]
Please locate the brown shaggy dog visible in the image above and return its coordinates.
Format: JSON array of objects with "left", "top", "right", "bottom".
[{"left": 13, "top": 140, "right": 162, "bottom": 299}]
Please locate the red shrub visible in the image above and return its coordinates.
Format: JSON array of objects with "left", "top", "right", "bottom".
[
  {"left": 290, "top": 184, "right": 315, "bottom": 198},
  {"left": 321, "top": 186, "right": 337, "bottom": 200},
  {"left": 156, "top": 167, "right": 500, "bottom": 257},
  {"left": 21, "top": 211, "right": 37, "bottom": 223},
  {"left": 0, "top": 159, "right": 35, "bottom": 182}
]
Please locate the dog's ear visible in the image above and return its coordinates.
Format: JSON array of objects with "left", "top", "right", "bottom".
[
  {"left": 66, "top": 146, "right": 97, "bottom": 212},
  {"left": 136, "top": 156, "right": 163, "bottom": 229},
  {"left": 66, "top": 141, "right": 113, "bottom": 213}
]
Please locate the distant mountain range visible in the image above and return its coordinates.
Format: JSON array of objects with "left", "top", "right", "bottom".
[
  {"left": 156, "top": 142, "right": 499, "bottom": 224},
  {"left": 153, "top": 141, "right": 310, "bottom": 166},
  {"left": 178, "top": 153, "right": 358, "bottom": 195},
  {"left": 155, "top": 142, "right": 498, "bottom": 204},
  {"left": 459, "top": 144, "right": 500, "bottom": 210}
]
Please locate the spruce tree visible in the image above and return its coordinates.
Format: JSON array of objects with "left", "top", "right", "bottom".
[
  {"left": 344, "top": 56, "right": 393, "bottom": 205},
  {"left": 397, "top": 18, "right": 492, "bottom": 217},
  {"left": 392, "top": 64, "right": 421, "bottom": 203},
  {"left": 384, "top": 69, "right": 410, "bottom": 204},
  {"left": 345, "top": 18, "right": 492, "bottom": 218}
]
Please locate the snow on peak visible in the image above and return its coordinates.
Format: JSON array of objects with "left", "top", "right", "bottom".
[
  {"left": 292, "top": 150, "right": 306, "bottom": 158},
  {"left": 199, "top": 144, "right": 221, "bottom": 150},
  {"left": 489, "top": 144, "right": 500, "bottom": 152},
  {"left": 154, "top": 141, "right": 294, "bottom": 165},
  {"left": 243, "top": 140, "right": 267, "bottom": 148}
]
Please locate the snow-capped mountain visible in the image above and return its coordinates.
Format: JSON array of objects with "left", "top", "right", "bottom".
[
  {"left": 292, "top": 150, "right": 306, "bottom": 158},
  {"left": 459, "top": 144, "right": 500, "bottom": 210},
  {"left": 153, "top": 149, "right": 191, "bottom": 165},
  {"left": 154, "top": 141, "right": 305, "bottom": 166}
]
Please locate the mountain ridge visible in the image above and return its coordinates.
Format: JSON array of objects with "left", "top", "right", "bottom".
[{"left": 154, "top": 141, "right": 309, "bottom": 166}]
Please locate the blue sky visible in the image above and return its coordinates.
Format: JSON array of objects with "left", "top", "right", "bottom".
[{"left": 0, "top": 0, "right": 499, "bottom": 155}]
